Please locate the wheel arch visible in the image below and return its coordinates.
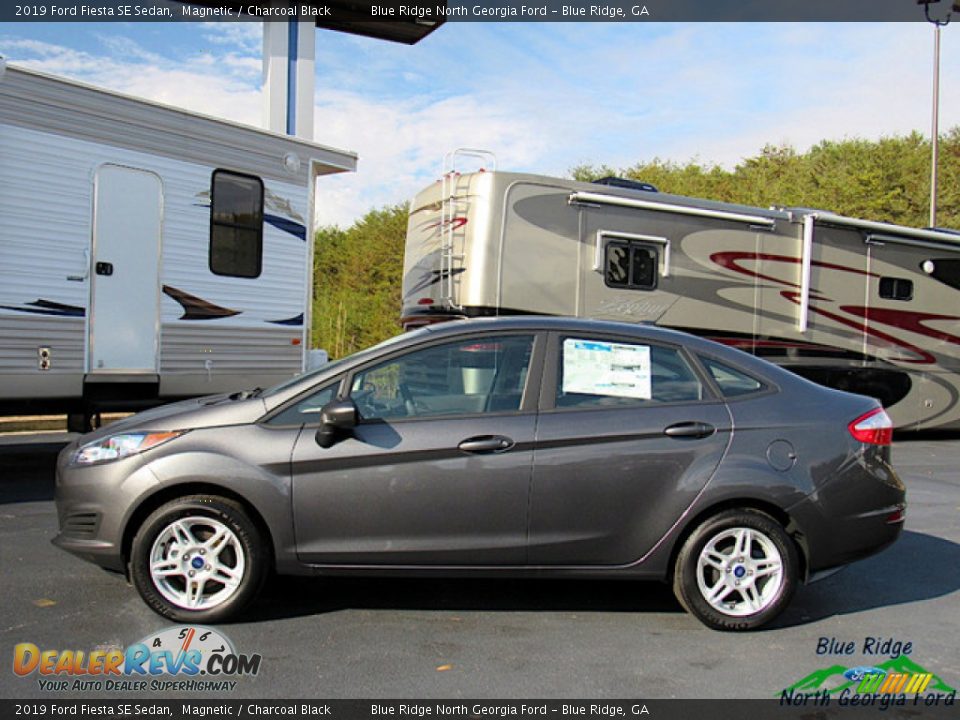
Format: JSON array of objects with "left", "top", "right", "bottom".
[
  {"left": 120, "top": 481, "right": 277, "bottom": 577},
  {"left": 665, "top": 498, "right": 810, "bottom": 583}
]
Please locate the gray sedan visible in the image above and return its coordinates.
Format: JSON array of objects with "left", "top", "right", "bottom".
[{"left": 53, "top": 317, "right": 905, "bottom": 630}]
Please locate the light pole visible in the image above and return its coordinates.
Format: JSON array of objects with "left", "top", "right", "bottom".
[{"left": 917, "top": 1, "right": 958, "bottom": 227}]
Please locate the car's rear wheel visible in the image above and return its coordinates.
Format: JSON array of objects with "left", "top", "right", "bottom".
[
  {"left": 130, "top": 495, "right": 267, "bottom": 622},
  {"left": 673, "top": 509, "right": 798, "bottom": 631}
]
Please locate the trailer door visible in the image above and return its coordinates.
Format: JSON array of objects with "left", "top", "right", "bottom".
[{"left": 88, "top": 165, "right": 162, "bottom": 375}]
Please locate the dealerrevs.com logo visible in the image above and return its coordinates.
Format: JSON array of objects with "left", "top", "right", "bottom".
[{"left": 13, "top": 626, "right": 261, "bottom": 692}]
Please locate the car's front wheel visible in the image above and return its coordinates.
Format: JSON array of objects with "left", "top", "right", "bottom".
[
  {"left": 130, "top": 495, "right": 267, "bottom": 622},
  {"left": 673, "top": 509, "right": 798, "bottom": 631}
]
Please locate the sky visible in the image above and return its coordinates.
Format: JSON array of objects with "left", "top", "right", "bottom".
[{"left": 1, "top": 20, "right": 958, "bottom": 227}]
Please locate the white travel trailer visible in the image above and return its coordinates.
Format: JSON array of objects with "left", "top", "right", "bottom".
[
  {"left": 0, "top": 62, "right": 356, "bottom": 429},
  {"left": 402, "top": 166, "right": 960, "bottom": 431}
]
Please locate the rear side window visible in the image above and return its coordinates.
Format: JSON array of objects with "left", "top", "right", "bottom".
[
  {"left": 209, "top": 170, "right": 264, "bottom": 279},
  {"left": 700, "top": 357, "right": 764, "bottom": 398},
  {"left": 557, "top": 338, "right": 702, "bottom": 408}
]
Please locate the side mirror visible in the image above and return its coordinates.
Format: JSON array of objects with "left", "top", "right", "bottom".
[{"left": 315, "top": 398, "right": 358, "bottom": 448}]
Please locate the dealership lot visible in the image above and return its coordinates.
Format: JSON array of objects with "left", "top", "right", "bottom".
[{"left": 1, "top": 433, "right": 958, "bottom": 699}]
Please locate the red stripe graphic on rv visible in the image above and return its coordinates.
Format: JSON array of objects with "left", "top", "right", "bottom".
[
  {"left": 780, "top": 292, "right": 936, "bottom": 364},
  {"left": 708, "top": 251, "right": 933, "bottom": 363},
  {"left": 416, "top": 217, "right": 468, "bottom": 236},
  {"left": 841, "top": 306, "right": 960, "bottom": 348},
  {"left": 709, "top": 251, "right": 880, "bottom": 289}
]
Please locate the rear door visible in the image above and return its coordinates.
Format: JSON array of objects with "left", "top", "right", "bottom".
[{"left": 528, "top": 332, "right": 732, "bottom": 565}]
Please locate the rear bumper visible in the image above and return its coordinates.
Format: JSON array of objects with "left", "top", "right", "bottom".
[{"left": 790, "top": 448, "right": 906, "bottom": 578}]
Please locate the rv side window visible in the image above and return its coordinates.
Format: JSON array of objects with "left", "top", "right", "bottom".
[
  {"left": 605, "top": 242, "right": 657, "bottom": 290},
  {"left": 209, "top": 170, "right": 264, "bottom": 279},
  {"left": 878, "top": 277, "right": 913, "bottom": 302}
]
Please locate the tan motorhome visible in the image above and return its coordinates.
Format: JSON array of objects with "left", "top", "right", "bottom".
[{"left": 401, "top": 167, "right": 960, "bottom": 431}]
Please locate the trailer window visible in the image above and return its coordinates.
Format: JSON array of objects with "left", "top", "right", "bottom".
[
  {"left": 209, "top": 170, "right": 264, "bottom": 279},
  {"left": 878, "top": 277, "right": 913, "bottom": 302},
  {"left": 605, "top": 242, "right": 657, "bottom": 290}
]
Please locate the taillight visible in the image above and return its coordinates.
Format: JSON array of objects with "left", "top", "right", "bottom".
[{"left": 848, "top": 407, "right": 893, "bottom": 446}]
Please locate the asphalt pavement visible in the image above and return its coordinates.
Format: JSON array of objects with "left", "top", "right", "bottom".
[{"left": 1, "top": 432, "right": 958, "bottom": 699}]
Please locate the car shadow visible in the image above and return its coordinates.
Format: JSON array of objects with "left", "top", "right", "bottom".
[
  {"left": 245, "top": 575, "right": 684, "bottom": 622},
  {"left": 0, "top": 443, "right": 64, "bottom": 503},
  {"left": 242, "top": 530, "right": 959, "bottom": 628},
  {"left": 772, "top": 530, "right": 960, "bottom": 629}
]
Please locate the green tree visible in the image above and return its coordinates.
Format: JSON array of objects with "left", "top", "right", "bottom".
[
  {"left": 312, "top": 129, "right": 959, "bottom": 357},
  {"left": 311, "top": 204, "right": 409, "bottom": 357}
]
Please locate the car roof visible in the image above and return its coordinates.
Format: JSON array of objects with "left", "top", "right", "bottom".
[
  {"left": 422, "top": 315, "right": 691, "bottom": 341},
  {"left": 421, "top": 315, "right": 741, "bottom": 355},
  {"left": 263, "top": 315, "right": 810, "bottom": 409}
]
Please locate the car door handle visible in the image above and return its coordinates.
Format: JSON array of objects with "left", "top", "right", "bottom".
[
  {"left": 458, "top": 435, "right": 515, "bottom": 454},
  {"left": 664, "top": 422, "right": 716, "bottom": 440}
]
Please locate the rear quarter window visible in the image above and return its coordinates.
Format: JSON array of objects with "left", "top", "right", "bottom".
[{"left": 700, "top": 357, "right": 765, "bottom": 398}]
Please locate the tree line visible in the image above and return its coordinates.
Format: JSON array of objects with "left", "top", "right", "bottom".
[{"left": 312, "top": 129, "right": 960, "bottom": 357}]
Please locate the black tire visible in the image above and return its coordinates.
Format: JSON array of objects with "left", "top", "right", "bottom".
[
  {"left": 673, "top": 509, "right": 798, "bottom": 631},
  {"left": 130, "top": 495, "right": 268, "bottom": 623},
  {"left": 67, "top": 412, "right": 92, "bottom": 434}
]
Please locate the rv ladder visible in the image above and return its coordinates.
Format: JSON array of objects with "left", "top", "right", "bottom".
[{"left": 439, "top": 149, "right": 496, "bottom": 310}]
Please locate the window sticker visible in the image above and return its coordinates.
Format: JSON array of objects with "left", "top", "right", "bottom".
[{"left": 562, "top": 339, "right": 652, "bottom": 399}]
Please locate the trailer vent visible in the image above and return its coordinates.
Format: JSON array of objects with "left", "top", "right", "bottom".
[
  {"left": 63, "top": 512, "right": 100, "bottom": 538},
  {"left": 592, "top": 176, "right": 658, "bottom": 193}
]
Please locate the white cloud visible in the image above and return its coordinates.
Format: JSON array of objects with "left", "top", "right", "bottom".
[
  {"left": 2, "top": 22, "right": 957, "bottom": 229},
  {"left": 200, "top": 21, "right": 262, "bottom": 53}
]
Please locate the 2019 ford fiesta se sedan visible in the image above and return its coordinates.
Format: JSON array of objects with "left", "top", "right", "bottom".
[{"left": 53, "top": 317, "right": 905, "bottom": 631}]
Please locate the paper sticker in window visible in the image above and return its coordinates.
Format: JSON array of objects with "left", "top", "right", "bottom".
[{"left": 562, "top": 339, "right": 652, "bottom": 399}]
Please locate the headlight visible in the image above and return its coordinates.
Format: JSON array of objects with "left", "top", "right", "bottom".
[{"left": 71, "top": 431, "right": 185, "bottom": 465}]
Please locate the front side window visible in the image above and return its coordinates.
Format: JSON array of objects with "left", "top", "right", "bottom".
[
  {"left": 209, "top": 170, "right": 264, "bottom": 278},
  {"left": 267, "top": 382, "right": 339, "bottom": 426},
  {"left": 605, "top": 241, "right": 658, "bottom": 290},
  {"left": 350, "top": 335, "right": 535, "bottom": 421},
  {"left": 557, "top": 338, "right": 702, "bottom": 408}
]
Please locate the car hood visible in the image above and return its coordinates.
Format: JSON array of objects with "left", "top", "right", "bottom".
[{"left": 77, "top": 394, "right": 268, "bottom": 443}]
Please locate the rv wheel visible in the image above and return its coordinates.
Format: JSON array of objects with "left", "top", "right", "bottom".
[{"left": 67, "top": 412, "right": 93, "bottom": 434}]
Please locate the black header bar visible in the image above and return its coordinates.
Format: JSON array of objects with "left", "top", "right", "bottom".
[{"left": 1, "top": 0, "right": 945, "bottom": 23}]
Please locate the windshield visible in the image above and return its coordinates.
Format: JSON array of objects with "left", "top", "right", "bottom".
[{"left": 256, "top": 328, "right": 432, "bottom": 399}]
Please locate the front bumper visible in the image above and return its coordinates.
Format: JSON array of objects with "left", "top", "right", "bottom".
[{"left": 52, "top": 440, "right": 160, "bottom": 573}]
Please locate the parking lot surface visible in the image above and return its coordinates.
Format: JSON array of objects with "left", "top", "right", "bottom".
[{"left": 1, "top": 433, "right": 958, "bottom": 699}]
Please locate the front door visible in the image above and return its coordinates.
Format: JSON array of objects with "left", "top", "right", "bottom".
[
  {"left": 88, "top": 164, "right": 162, "bottom": 375},
  {"left": 291, "top": 333, "right": 541, "bottom": 565}
]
